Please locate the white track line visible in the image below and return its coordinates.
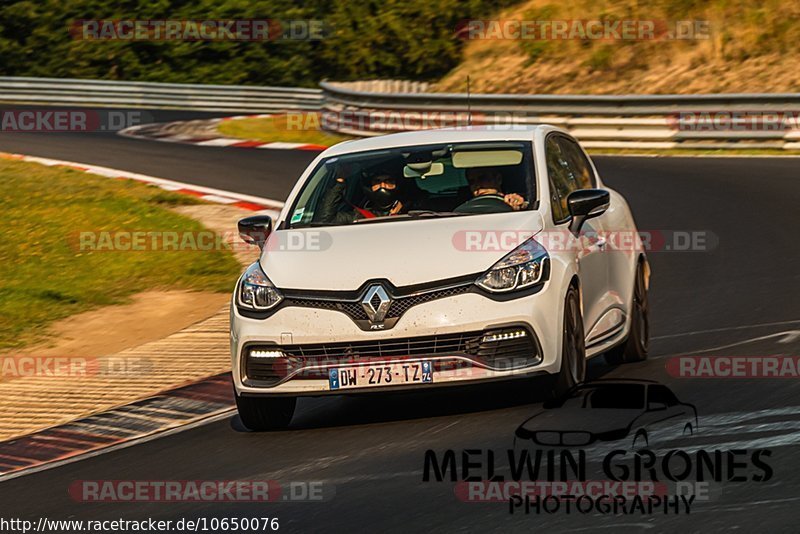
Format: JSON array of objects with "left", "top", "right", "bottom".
[
  {"left": 652, "top": 319, "right": 800, "bottom": 340},
  {"left": 1, "top": 151, "right": 286, "bottom": 212}
]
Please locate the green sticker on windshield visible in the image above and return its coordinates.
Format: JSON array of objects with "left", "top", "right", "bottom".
[{"left": 291, "top": 208, "right": 305, "bottom": 223}]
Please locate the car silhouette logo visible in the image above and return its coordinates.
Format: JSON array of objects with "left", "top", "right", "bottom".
[{"left": 515, "top": 379, "right": 698, "bottom": 449}]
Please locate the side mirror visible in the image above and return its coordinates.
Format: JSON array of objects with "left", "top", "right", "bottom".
[
  {"left": 647, "top": 402, "right": 667, "bottom": 411},
  {"left": 238, "top": 215, "right": 273, "bottom": 251},
  {"left": 567, "top": 189, "right": 610, "bottom": 234}
]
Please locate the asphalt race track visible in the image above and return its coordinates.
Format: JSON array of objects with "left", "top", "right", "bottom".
[{"left": 1, "top": 109, "right": 800, "bottom": 532}]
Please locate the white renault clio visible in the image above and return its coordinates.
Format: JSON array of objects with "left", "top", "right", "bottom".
[{"left": 231, "top": 126, "right": 649, "bottom": 430}]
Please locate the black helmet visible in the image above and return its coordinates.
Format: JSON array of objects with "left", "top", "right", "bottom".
[{"left": 362, "top": 171, "right": 400, "bottom": 210}]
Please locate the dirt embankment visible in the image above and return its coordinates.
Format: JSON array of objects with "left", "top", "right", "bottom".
[{"left": 436, "top": 0, "right": 800, "bottom": 95}]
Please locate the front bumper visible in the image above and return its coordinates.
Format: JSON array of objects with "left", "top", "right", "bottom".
[{"left": 231, "top": 285, "right": 563, "bottom": 396}]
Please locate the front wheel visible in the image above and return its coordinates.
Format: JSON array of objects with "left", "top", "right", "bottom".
[
  {"left": 605, "top": 260, "right": 649, "bottom": 365},
  {"left": 235, "top": 391, "right": 296, "bottom": 431},
  {"left": 552, "top": 285, "right": 586, "bottom": 399}
]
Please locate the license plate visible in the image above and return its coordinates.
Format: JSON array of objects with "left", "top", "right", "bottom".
[{"left": 329, "top": 361, "right": 433, "bottom": 390}]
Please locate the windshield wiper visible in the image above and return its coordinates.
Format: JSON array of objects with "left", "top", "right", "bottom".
[
  {"left": 352, "top": 214, "right": 405, "bottom": 224},
  {"left": 406, "top": 210, "right": 465, "bottom": 218}
]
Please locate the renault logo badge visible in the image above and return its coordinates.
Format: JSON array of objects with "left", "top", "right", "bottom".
[{"left": 361, "top": 285, "right": 391, "bottom": 323}]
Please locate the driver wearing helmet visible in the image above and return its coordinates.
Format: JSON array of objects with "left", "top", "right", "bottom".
[
  {"left": 318, "top": 167, "right": 411, "bottom": 224},
  {"left": 454, "top": 167, "right": 527, "bottom": 213}
]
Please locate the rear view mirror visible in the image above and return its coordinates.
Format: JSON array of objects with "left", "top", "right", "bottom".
[
  {"left": 567, "top": 189, "right": 610, "bottom": 234},
  {"left": 403, "top": 162, "right": 444, "bottom": 178},
  {"left": 238, "top": 215, "right": 273, "bottom": 250}
]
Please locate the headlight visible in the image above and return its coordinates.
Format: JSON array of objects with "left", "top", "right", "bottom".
[
  {"left": 476, "top": 238, "right": 548, "bottom": 293},
  {"left": 237, "top": 262, "right": 283, "bottom": 310}
]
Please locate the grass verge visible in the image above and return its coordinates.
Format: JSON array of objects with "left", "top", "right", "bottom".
[
  {"left": 217, "top": 113, "right": 353, "bottom": 146},
  {"left": 0, "top": 159, "right": 240, "bottom": 350}
]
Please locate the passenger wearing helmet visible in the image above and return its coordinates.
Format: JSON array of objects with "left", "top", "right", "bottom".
[
  {"left": 454, "top": 168, "right": 527, "bottom": 213},
  {"left": 317, "top": 168, "right": 411, "bottom": 224}
]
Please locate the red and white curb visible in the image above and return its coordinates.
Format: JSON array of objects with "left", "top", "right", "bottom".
[
  {"left": 0, "top": 151, "right": 286, "bottom": 480},
  {"left": 119, "top": 113, "right": 330, "bottom": 151},
  {"left": 0, "top": 151, "right": 285, "bottom": 218},
  {"left": 0, "top": 373, "right": 235, "bottom": 481}
]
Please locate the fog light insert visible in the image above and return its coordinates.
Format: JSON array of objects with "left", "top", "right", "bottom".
[
  {"left": 249, "top": 349, "right": 285, "bottom": 358},
  {"left": 481, "top": 329, "right": 527, "bottom": 344},
  {"left": 245, "top": 347, "right": 296, "bottom": 386},
  {"left": 470, "top": 327, "right": 540, "bottom": 369}
]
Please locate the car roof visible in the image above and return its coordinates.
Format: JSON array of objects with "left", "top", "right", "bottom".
[{"left": 321, "top": 125, "right": 556, "bottom": 157}]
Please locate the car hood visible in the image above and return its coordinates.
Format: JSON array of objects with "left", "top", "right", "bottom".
[
  {"left": 518, "top": 408, "right": 643, "bottom": 435},
  {"left": 260, "top": 211, "right": 544, "bottom": 290}
]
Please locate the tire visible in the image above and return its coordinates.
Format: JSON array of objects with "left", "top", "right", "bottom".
[
  {"left": 604, "top": 259, "right": 649, "bottom": 365},
  {"left": 552, "top": 285, "right": 586, "bottom": 399},
  {"left": 235, "top": 391, "right": 296, "bottom": 431}
]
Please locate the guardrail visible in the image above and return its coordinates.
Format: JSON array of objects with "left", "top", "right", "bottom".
[
  {"left": 0, "top": 77, "right": 323, "bottom": 113},
  {"left": 321, "top": 81, "right": 800, "bottom": 150},
  {"left": 2, "top": 77, "right": 799, "bottom": 149}
]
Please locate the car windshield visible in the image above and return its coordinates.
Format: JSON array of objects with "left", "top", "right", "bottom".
[
  {"left": 287, "top": 142, "right": 535, "bottom": 228},
  {"left": 560, "top": 384, "right": 646, "bottom": 410}
]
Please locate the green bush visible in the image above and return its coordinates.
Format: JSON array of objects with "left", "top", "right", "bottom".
[{"left": 0, "top": 0, "right": 514, "bottom": 86}]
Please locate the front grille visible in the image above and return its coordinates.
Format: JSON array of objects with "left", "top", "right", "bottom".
[
  {"left": 243, "top": 326, "right": 541, "bottom": 386},
  {"left": 284, "top": 331, "right": 477, "bottom": 360},
  {"left": 535, "top": 432, "right": 560, "bottom": 446},
  {"left": 561, "top": 432, "right": 593, "bottom": 446},
  {"left": 281, "top": 298, "right": 369, "bottom": 320},
  {"left": 385, "top": 285, "right": 471, "bottom": 318},
  {"left": 533, "top": 431, "right": 593, "bottom": 447},
  {"left": 283, "top": 284, "right": 472, "bottom": 323}
]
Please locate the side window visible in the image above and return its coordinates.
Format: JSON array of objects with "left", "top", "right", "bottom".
[
  {"left": 545, "top": 135, "right": 579, "bottom": 223},
  {"left": 557, "top": 136, "right": 596, "bottom": 190},
  {"left": 647, "top": 385, "right": 679, "bottom": 407}
]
